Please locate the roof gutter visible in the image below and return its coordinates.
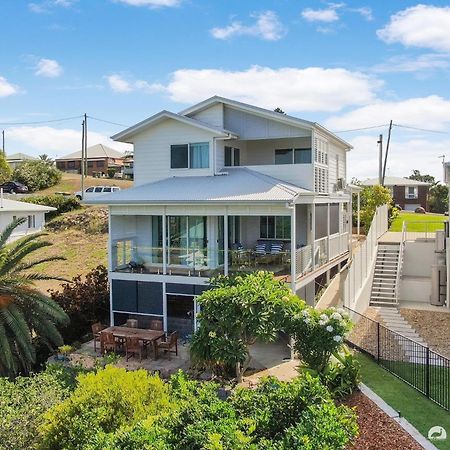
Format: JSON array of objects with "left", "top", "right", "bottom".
[{"left": 213, "top": 134, "right": 235, "bottom": 176}]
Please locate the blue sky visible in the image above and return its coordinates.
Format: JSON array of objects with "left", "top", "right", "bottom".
[{"left": 2, "top": 0, "right": 450, "bottom": 180}]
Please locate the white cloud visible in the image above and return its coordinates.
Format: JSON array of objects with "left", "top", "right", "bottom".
[
  {"left": 350, "top": 6, "right": 373, "bottom": 21},
  {"left": 372, "top": 54, "right": 450, "bottom": 73},
  {"left": 301, "top": 8, "right": 339, "bottom": 23},
  {"left": 211, "top": 11, "right": 285, "bottom": 41},
  {"left": 6, "top": 126, "right": 131, "bottom": 157},
  {"left": 28, "top": 0, "right": 76, "bottom": 13},
  {"left": 0, "top": 76, "right": 19, "bottom": 98},
  {"left": 35, "top": 58, "right": 63, "bottom": 78},
  {"left": 113, "top": 0, "right": 181, "bottom": 8},
  {"left": 347, "top": 134, "right": 449, "bottom": 181},
  {"left": 157, "top": 66, "right": 381, "bottom": 112},
  {"left": 106, "top": 74, "right": 164, "bottom": 94},
  {"left": 377, "top": 5, "right": 450, "bottom": 52},
  {"left": 326, "top": 95, "right": 450, "bottom": 131}
]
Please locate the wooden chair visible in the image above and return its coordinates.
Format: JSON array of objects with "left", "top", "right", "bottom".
[
  {"left": 92, "top": 322, "right": 106, "bottom": 352},
  {"left": 156, "top": 331, "right": 178, "bottom": 360},
  {"left": 149, "top": 319, "right": 163, "bottom": 331},
  {"left": 126, "top": 319, "right": 139, "bottom": 328},
  {"left": 125, "top": 336, "right": 146, "bottom": 362},
  {"left": 100, "top": 331, "right": 119, "bottom": 354}
]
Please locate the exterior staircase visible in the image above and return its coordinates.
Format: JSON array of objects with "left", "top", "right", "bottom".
[
  {"left": 373, "top": 306, "right": 428, "bottom": 363},
  {"left": 370, "top": 243, "right": 401, "bottom": 306}
]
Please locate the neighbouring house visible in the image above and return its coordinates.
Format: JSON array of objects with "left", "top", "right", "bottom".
[
  {"left": 56, "top": 144, "right": 124, "bottom": 177},
  {"left": 6, "top": 152, "right": 37, "bottom": 170},
  {"left": 122, "top": 153, "right": 134, "bottom": 180},
  {"left": 88, "top": 96, "right": 353, "bottom": 336},
  {"left": 0, "top": 197, "right": 56, "bottom": 242},
  {"left": 362, "top": 176, "right": 431, "bottom": 211}
]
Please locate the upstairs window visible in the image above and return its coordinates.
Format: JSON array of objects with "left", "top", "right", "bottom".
[
  {"left": 171, "top": 143, "right": 209, "bottom": 169},
  {"left": 260, "top": 216, "right": 291, "bottom": 240},
  {"left": 405, "top": 186, "right": 418, "bottom": 199},
  {"left": 224, "top": 147, "right": 240, "bottom": 166},
  {"left": 275, "top": 148, "right": 311, "bottom": 164}
]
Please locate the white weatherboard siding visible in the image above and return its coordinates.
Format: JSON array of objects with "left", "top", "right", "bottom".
[
  {"left": 328, "top": 142, "right": 347, "bottom": 192},
  {"left": 223, "top": 106, "right": 311, "bottom": 140},
  {"left": 190, "top": 103, "right": 224, "bottom": 129},
  {"left": 132, "top": 119, "right": 219, "bottom": 186},
  {"left": 247, "top": 164, "right": 314, "bottom": 190},
  {"left": 2, "top": 211, "right": 45, "bottom": 242}
]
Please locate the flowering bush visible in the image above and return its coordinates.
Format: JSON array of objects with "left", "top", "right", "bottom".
[{"left": 289, "top": 306, "right": 352, "bottom": 374}]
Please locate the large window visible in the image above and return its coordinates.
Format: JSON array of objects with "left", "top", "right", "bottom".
[
  {"left": 275, "top": 148, "right": 312, "bottom": 165},
  {"left": 405, "top": 186, "right": 418, "bottom": 199},
  {"left": 170, "top": 143, "right": 209, "bottom": 169},
  {"left": 260, "top": 216, "right": 291, "bottom": 240},
  {"left": 224, "top": 147, "right": 240, "bottom": 166}
]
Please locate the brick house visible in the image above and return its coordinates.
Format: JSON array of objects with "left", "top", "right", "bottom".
[
  {"left": 56, "top": 144, "right": 124, "bottom": 177},
  {"left": 362, "top": 176, "right": 430, "bottom": 211}
]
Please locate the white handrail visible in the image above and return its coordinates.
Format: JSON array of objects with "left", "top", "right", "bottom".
[{"left": 395, "top": 221, "right": 406, "bottom": 301}]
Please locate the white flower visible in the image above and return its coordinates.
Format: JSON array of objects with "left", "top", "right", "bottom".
[
  {"left": 326, "top": 325, "right": 334, "bottom": 332},
  {"left": 331, "top": 312, "right": 342, "bottom": 321},
  {"left": 320, "top": 314, "right": 328, "bottom": 321},
  {"left": 333, "top": 335, "right": 343, "bottom": 342},
  {"left": 318, "top": 320, "right": 326, "bottom": 326},
  {"left": 303, "top": 318, "right": 310, "bottom": 324},
  {"left": 302, "top": 310, "right": 310, "bottom": 317},
  {"left": 208, "top": 331, "right": 216, "bottom": 338}
]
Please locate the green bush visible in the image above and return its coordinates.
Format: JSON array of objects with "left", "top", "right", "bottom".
[
  {"left": 21, "top": 194, "right": 80, "bottom": 218},
  {"left": 13, "top": 160, "right": 62, "bottom": 191},
  {"left": 0, "top": 365, "right": 73, "bottom": 450},
  {"left": 39, "top": 366, "right": 171, "bottom": 450}
]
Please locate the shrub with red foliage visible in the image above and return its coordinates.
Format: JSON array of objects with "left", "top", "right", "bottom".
[{"left": 49, "top": 265, "right": 109, "bottom": 343}]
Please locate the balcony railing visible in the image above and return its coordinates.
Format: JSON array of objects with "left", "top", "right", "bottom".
[{"left": 228, "top": 249, "right": 290, "bottom": 276}]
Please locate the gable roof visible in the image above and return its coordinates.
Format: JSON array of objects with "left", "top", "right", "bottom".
[
  {"left": 179, "top": 96, "right": 352, "bottom": 149},
  {"left": 362, "top": 176, "right": 431, "bottom": 187},
  {"left": 112, "top": 110, "right": 238, "bottom": 143},
  {"left": 0, "top": 198, "right": 56, "bottom": 212},
  {"left": 86, "top": 167, "right": 311, "bottom": 205},
  {"left": 56, "top": 144, "right": 124, "bottom": 161},
  {"left": 6, "top": 153, "right": 37, "bottom": 161}
]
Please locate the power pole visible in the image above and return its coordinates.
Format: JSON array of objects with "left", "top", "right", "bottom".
[
  {"left": 84, "top": 113, "right": 88, "bottom": 178},
  {"left": 377, "top": 134, "right": 383, "bottom": 185},
  {"left": 382, "top": 120, "right": 393, "bottom": 185},
  {"left": 81, "top": 120, "right": 85, "bottom": 199}
]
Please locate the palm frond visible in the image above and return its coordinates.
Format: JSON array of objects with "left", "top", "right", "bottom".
[
  {"left": 18, "top": 272, "right": 69, "bottom": 283},
  {"left": 0, "top": 321, "right": 15, "bottom": 375},
  {"left": 7, "top": 231, "right": 47, "bottom": 255},
  {"left": 0, "top": 217, "right": 26, "bottom": 249},
  {"left": 31, "top": 316, "right": 64, "bottom": 348},
  {"left": 16, "top": 291, "right": 69, "bottom": 325},
  {"left": 12, "top": 255, "right": 66, "bottom": 273}
]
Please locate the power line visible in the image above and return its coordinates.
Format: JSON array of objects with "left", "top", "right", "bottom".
[
  {"left": 0, "top": 115, "right": 83, "bottom": 126},
  {"left": 88, "top": 116, "right": 130, "bottom": 128},
  {"left": 393, "top": 123, "right": 450, "bottom": 136},
  {"left": 332, "top": 124, "right": 390, "bottom": 133}
]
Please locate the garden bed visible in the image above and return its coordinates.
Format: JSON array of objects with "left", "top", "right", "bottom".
[{"left": 344, "top": 391, "right": 424, "bottom": 450}]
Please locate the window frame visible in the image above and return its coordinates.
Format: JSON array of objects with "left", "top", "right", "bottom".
[
  {"left": 260, "top": 216, "right": 291, "bottom": 240},
  {"left": 170, "top": 142, "right": 210, "bottom": 169},
  {"left": 224, "top": 146, "right": 240, "bottom": 167},
  {"left": 275, "top": 148, "right": 312, "bottom": 165}
]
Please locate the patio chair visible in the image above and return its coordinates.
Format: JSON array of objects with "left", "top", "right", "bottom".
[
  {"left": 92, "top": 322, "right": 106, "bottom": 352},
  {"left": 125, "top": 336, "right": 146, "bottom": 362},
  {"left": 156, "top": 331, "right": 178, "bottom": 360},
  {"left": 126, "top": 319, "right": 139, "bottom": 328},
  {"left": 100, "top": 331, "right": 120, "bottom": 354},
  {"left": 149, "top": 319, "right": 163, "bottom": 331}
]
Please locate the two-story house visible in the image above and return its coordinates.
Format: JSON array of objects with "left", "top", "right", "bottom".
[
  {"left": 89, "top": 97, "right": 353, "bottom": 337},
  {"left": 362, "top": 176, "right": 430, "bottom": 211}
]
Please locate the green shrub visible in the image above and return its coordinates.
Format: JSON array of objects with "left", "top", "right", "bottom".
[
  {"left": 21, "top": 194, "right": 80, "bottom": 218},
  {"left": 0, "top": 366, "right": 73, "bottom": 450},
  {"left": 39, "top": 366, "right": 171, "bottom": 450},
  {"left": 289, "top": 307, "right": 352, "bottom": 373},
  {"left": 49, "top": 265, "right": 110, "bottom": 343},
  {"left": 13, "top": 160, "right": 62, "bottom": 191}
]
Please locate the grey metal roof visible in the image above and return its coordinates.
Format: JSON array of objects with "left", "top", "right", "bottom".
[
  {"left": 87, "top": 167, "right": 311, "bottom": 205},
  {"left": 362, "top": 177, "right": 431, "bottom": 187},
  {"left": 0, "top": 198, "right": 56, "bottom": 212},
  {"left": 56, "top": 144, "right": 124, "bottom": 161},
  {"left": 6, "top": 153, "right": 37, "bottom": 161}
]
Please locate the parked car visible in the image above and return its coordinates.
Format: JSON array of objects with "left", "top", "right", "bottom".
[
  {"left": 75, "top": 186, "right": 121, "bottom": 200},
  {"left": 0, "top": 181, "right": 29, "bottom": 194}
]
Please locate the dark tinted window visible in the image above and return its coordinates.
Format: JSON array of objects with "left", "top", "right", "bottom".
[
  {"left": 294, "top": 148, "right": 312, "bottom": 164},
  {"left": 275, "top": 149, "right": 292, "bottom": 164},
  {"left": 171, "top": 144, "right": 188, "bottom": 168}
]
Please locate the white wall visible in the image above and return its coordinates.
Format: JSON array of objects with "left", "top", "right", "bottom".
[
  {"left": 3, "top": 211, "right": 47, "bottom": 242},
  {"left": 224, "top": 106, "right": 311, "bottom": 139},
  {"left": 132, "top": 119, "right": 218, "bottom": 186},
  {"left": 189, "top": 104, "right": 224, "bottom": 128},
  {"left": 402, "top": 241, "right": 434, "bottom": 277}
]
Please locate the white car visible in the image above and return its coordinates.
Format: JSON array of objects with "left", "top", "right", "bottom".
[{"left": 75, "top": 186, "right": 121, "bottom": 200}]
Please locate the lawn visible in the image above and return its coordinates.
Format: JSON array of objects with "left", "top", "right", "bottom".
[
  {"left": 356, "top": 352, "right": 450, "bottom": 450},
  {"left": 38, "top": 172, "right": 133, "bottom": 195},
  {"left": 389, "top": 211, "right": 447, "bottom": 232}
]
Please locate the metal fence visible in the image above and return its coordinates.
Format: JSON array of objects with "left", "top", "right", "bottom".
[{"left": 345, "top": 306, "right": 450, "bottom": 412}]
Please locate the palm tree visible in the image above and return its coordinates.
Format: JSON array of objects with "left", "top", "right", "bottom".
[{"left": 0, "top": 218, "right": 69, "bottom": 377}]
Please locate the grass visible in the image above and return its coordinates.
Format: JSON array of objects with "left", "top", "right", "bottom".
[
  {"left": 38, "top": 172, "right": 133, "bottom": 195},
  {"left": 389, "top": 211, "right": 447, "bottom": 232},
  {"left": 356, "top": 352, "right": 450, "bottom": 450}
]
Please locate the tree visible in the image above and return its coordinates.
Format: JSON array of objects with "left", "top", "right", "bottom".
[
  {"left": 274, "top": 107, "right": 286, "bottom": 114},
  {"left": 407, "top": 170, "right": 436, "bottom": 185},
  {"left": 0, "top": 218, "right": 69, "bottom": 376},
  {"left": 0, "top": 152, "right": 12, "bottom": 184},
  {"left": 429, "top": 183, "right": 449, "bottom": 214},
  {"left": 13, "top": 160, "right": 62, "bottom": 192},
  {"left": 38, "top": 154, "right": 55, "bottom": 166},
  {"left": 190, "top": 272, "right": 303, "bottom": 381}
]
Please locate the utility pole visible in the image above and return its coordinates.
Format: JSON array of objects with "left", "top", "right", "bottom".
[
  {"left": 378, "top": 134, "right": 383, "bottom": 185},
  {"left": 81, "top": 120, "right": 85, "bottom": 199},
  {"left": 382, "top": 120, "right": 393, "bottom": 185},
  {"left": 84, "top": 113, "right": 88, "bottom": 178}
]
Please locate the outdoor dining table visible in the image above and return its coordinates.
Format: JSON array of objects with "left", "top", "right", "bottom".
[{"left": 100, "top": 326, "right": 165, "bottom": 359}]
